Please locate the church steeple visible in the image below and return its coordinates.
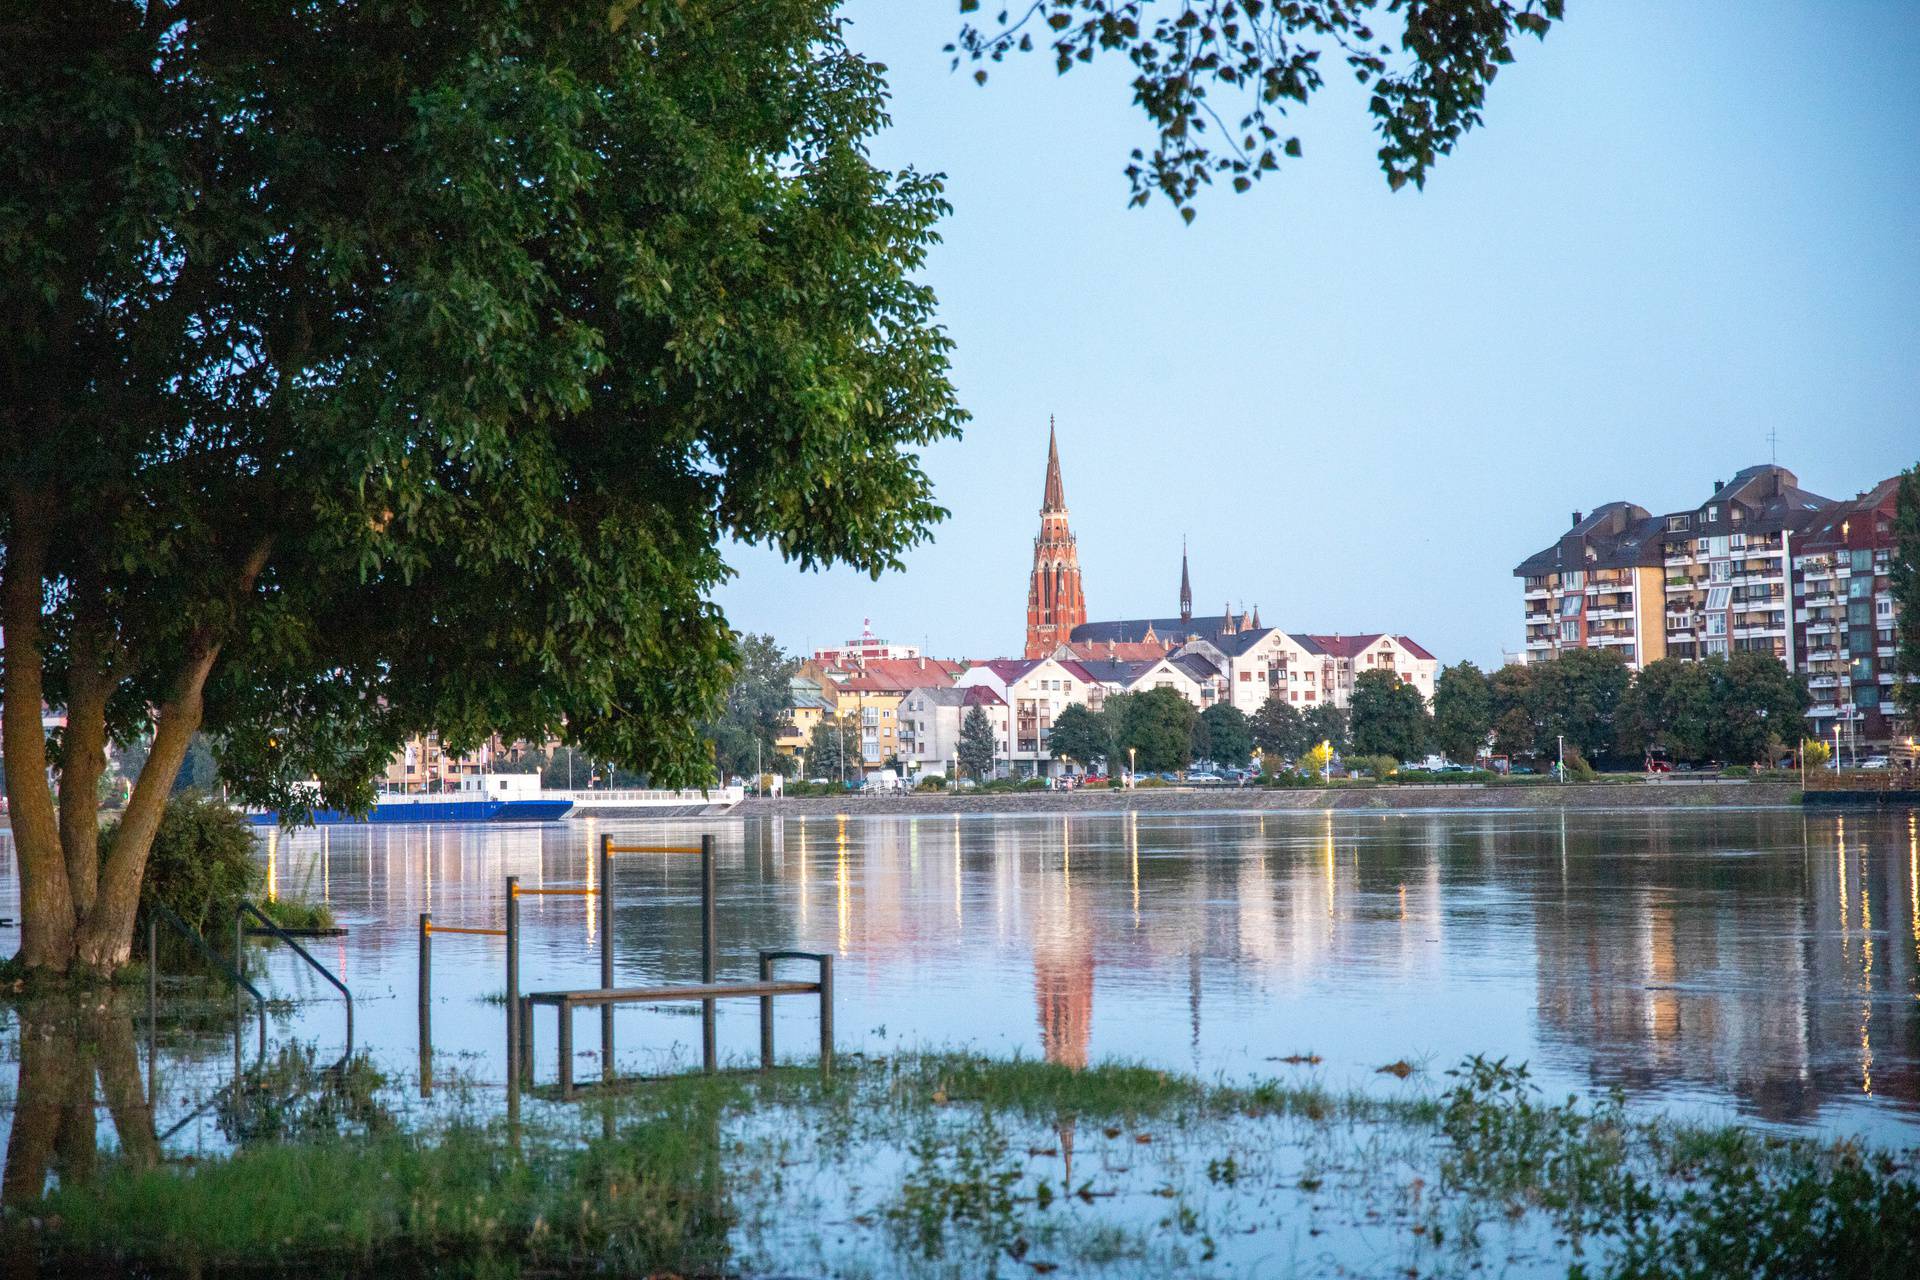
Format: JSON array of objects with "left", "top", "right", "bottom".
[
  {"left": 1178, "top": 538, "right": 1192, "bottom": 625},
  {"left": 1041, "top": 415, "right": 1066, "bottom": 511},
  {"left": 1024, "top": 417, "right": 1087, "bottom": 659}
]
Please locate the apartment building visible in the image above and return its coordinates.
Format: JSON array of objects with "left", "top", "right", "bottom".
[
  {"left": 898, "top": 684, "right": 1011, "bottom": 776},
  {"left": 1793, "top": 477, "right": 1903, "bottom": 749},
  {"left": 1515, "top": 463, "right": 1911, "bottom": 748}
]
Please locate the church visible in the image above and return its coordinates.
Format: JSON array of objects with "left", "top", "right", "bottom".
[{"left": 1020, "top": 422, "right": 1439, "bottom": 714}]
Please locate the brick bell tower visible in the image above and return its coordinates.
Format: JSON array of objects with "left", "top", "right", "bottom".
[{"left": 1023, "top": 417, "right": 1088, "bottom": 658}]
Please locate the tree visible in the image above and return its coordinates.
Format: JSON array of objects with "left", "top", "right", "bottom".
[
  {"left": 1490, "top": 663, "right": 1539, "bottom": 758},
  {"left": 1198, "top": 703, "right": 1253, "bottom": 768},
  {"left": 1530, "top": 649, "right": 1631, "bottom": 763},
  {"left": 1, "top": 5, "right": 961, "bottom": 974},
  {"left": 1616, "top": 657, "right": 1714, "bottom": 762},
  {"left": 1705, "top": 653, "right": 1807, "bottom": 766},
  {"left": 954, "top": 1, "right": 1564, "bottom": 216},
  {"left": 958, "top": 706, "right": 999, "bottom": 780},
  {"left": 1350, "top": 670, "right": 1430, "bottom": 761},
  {"left": 1303, "top": 703, "right": 1349, "bottom": 754},
  {"left": 1431, "top": 662, "right": 1493, "bottom": 765},
  {"left": 1118, "top": 687, "right": 1198, "bottom": 773},
  {"left": 706, "top": 634, "right": 798, "bottom": 779},
  {"left": 1251, "top": 696, "right": 1311, "bottom": 761},
  {"left": 807, "top": 715, "right": 857, "bottom": 782},
  {"left": 1048, "top": 704, "right": 1110, "bottom": 769},
  {"left": 1893, "top": 466, "right": 1920, "bottom": 728},
  {"left": 1301, "top": 742, "right": 1334, "bottom": 779}
]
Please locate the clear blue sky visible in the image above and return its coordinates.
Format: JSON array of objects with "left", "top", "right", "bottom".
[{"left": 714, "top": 1, "right": 1920, "bottom": 667}]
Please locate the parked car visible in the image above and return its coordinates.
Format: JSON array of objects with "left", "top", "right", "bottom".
[
  {"left": 1861, "top": 756, "right": 1891, "bottom": 771},
  {"left": 1188, "top": 772, "right": 1226, "bottom": 785}
]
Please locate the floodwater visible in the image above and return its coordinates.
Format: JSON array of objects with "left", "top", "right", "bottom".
[{"left": 3, "top": 804, "right": 1920, "bottom": 1173}]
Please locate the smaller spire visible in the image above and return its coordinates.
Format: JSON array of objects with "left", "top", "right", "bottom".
[
  {"left": 1041, "top": 416, "right": 1066, "bottom": 511},
  {"left": 1179, "top": 537, "right": 1192, "bottom": 624}
]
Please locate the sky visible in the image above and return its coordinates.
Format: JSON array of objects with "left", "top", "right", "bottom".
[{"left": 713, "top": 1, "right": 1920, "bottom": 668}]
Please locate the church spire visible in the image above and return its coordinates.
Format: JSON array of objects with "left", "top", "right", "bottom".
[
  {"left": 1179, "top": 537, "right": 1192, "bottom": 625},
  {"left": 1041, "top": 415, "right": 1066, "bottom": 511}
]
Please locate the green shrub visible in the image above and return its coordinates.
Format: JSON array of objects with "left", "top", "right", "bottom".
[
  {"left": 104, "top": 792, "right": 259, "bottom": 936},
  {"left": 1721, "top": 764, "right": 1752, "bottom": 778},
  {"left": 1360, "top": 754, "right": 1399, "bottom": 780},
  {"left": 913, "top": 775, "right": 947, "bottom": 792},
  {"left": 256, "top": 897, "right": 337, "bottom": 932},
  {"left": 1561, "top": 747, "right": 1597, "bottom": 783}
]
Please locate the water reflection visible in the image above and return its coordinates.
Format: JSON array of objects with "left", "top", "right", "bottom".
[{"left": 3, "top": 805, "right": 1919, "bottom": 1189}]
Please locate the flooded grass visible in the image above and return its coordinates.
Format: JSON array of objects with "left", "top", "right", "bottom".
[{"left": 11, "top": 1050, "right": 1917, "bottom": 1279}]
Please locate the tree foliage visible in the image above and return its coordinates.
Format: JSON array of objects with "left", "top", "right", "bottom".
[
  {"left": 1703, "top": 653, "right": 1807, "bottom": 766},
  {"left": 0, "top": 3, "right": 962, "bottom": 973},
  {"left": 1893, "top": 466, "right": 1920, "bottom": 725},
  {"left": 1616, "top": 657, "right": 1714, "bottom": 762},
  {"left": 1048, "top": 703, "right": 1110, "bottom": 768},
  {"left": 707, "top": 634, "right": 799, "bottom": 780},
  {"left": 807, "top": 714, "right": 857, "bottom": 781},
  {"left": 953, "top": 0, "right": 1565, "bottom": 216},
  {"left": 959, "top": 705, "right": 1000, "bottom": 779},
  {"left": 1250, "top": 695, "right": 1310, "bottom": 761},
  {"left": 1197, "top": 702, "right": 1253, "bottom": 767},
  {"left": 1489, "top": 663, "right": 1538, "bottom": 757},
  {"left": 1529, "top": 648, "right": 1631, "bottom": 762},
  {"left": 1431, "top": 661, "right": 1492, "bottom": 764},
  {"left": 1115, "top": 686, "right": 1196, "bottom": 773},
  {"left": 1303, "top": 703, "right": 1349, "bottom": 753},
  {"left": 1350, "top": 669, "right": 1429, "bottom": 761}
]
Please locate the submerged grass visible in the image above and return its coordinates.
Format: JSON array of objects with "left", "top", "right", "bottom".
[{"left": 13, "top": 1051, "right": 1919, "bottom": 1279}]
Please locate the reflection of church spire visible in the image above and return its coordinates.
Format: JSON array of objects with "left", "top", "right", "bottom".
[
  {"left": 1035, "top": 938, "right": 1094, "bottom": 1070},
  {"left": 1179, "top": 538, "right": 1192, "bottom": 625}
]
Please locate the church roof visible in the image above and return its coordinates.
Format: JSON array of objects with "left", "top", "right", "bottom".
[{"left": 1042, "top": 417, "right": 1066, "bottom": 511}]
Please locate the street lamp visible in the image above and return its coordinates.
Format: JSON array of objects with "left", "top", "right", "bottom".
[
  {"left": 1127, "top": 746, "right": 1137, "bottom": 789},
  {"left": 1557, "top": 734, "right": 1565, "bottom": 783}
]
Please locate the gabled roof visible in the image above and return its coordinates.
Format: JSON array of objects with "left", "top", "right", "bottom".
[
  {"left": 1061, "top": 639, "right": 1169, "bottom": 663},
  {"left": 963, "top": 685, "right": 1006, "bottom": 707},
  {"left": 1302, "top": 633, "right": 1385, "bottom": 659},
  {"left": 1169, "top": 653, "right": 1222, "bottom": 683},
  {"left": 1395, "top": 636, "right": 1436, "bottom": 661},
  {"left": 823, "top": 656, "right": 964, "bottom": 690}
]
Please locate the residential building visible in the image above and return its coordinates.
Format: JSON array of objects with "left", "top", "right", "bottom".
[
  {"left": 1516, "top": 463, "right": 1912, "bottom": 748},
  {"left": 774, "top": 673, "right": 835, "bottom": 764},
  {"left": 1023, "top": 418, "right": 1088, "bottom": 658},
  {"left": 898, "top": 684, "right": 1010, "bottom": 777},
  {"left": 956, "top": 656, "right": 1099, "bottom": 777},
  {"left": 1513, "top": 503, "right": 1669, "bottom": 668},
  {"left": 811, "top": 620, "right": 921, "bottom": 666},
  {"left": 1793, "top": 477, "right": 1904, "bottom": 750}
]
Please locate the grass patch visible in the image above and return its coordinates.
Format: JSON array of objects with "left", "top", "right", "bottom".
[{"left": 254, "top": 896, "right": 337, "bottom": 932}]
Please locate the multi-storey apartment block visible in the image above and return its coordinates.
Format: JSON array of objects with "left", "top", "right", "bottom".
[
  {"left": 1515, "top": 463, "right": 1910, "bottom": 748},
  {"left": 1793, "top": 477, "right": 1903, "bottom": 750}
]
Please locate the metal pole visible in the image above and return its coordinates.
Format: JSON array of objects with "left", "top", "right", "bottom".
[
  {"left": 233, "top": 908, "right": 245, "bottom": 1086},
  {"left": 418, "top": 912, "right": 433, "bottom": 1097},
  {"left": 818, "top": 953, "right": 834, "bottom": 1079},
  {"left": 505, "top": 875, "right": 520, "bottom": 1087},
  {"left": 599, "top": 833, "right": 614, "bottom": 1082},
  {"left": 759, "top": 952, "right": 774, "bottom": 1070},
  {"left": 701, "top": 833, "right": 717, "bottom": 1073}
]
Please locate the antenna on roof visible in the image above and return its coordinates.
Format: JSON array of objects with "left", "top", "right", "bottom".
[{"left": 1767, "top": 425, "right": 1778, "bottom": 465}]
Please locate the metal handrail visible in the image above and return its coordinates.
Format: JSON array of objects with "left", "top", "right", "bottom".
[
  {"left": 237, "top": 901, "right": 353, "bottom": 1054},
  {"left": 150, "top": 901, "right": 264, "bottom": 1004}
]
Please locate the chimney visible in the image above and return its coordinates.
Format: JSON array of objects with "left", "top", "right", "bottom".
[
  {"left": 1714, "top": 479, "right": 1724, "bottom": 493},
  {"left": 1571, "top": 510, "right": 1582, "bottom": 527}
]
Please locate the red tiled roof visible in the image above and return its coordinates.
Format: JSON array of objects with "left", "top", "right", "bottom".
[
  {"left": 962, "top": 685, "right": 1006, "bottom": 707},
  {"left": 1395, "top": 636, "right": 1436, "bottom": 661},
  {"left": 827, "top": 657, "right": 964, "bottom": 690},
  {"left": 1302, "top": 633, "right": 1384, "bottom": 658}
]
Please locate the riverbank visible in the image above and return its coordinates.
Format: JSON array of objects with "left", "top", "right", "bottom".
[
  {"left": 14, "top": 1049, "right": 1914, "bottom": 1279},
  {"left": 739, "top": 778, "right": 1798, "bottom": 817}
]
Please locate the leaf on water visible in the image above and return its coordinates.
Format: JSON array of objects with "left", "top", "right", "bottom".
[{"left": 1377, "top": 1060, "right": 1415, "bottom": 1079}]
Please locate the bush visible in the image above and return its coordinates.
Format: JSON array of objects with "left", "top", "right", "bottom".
[
  {"left": 1720, "top": 764, "right": 1752, "bottom": 778},
  {"left": 1561, "top": 747, "right": 1597, "bottom": 783},
  {"left": 1360, "top": 754, "right": 1399, "bottom": 780},
  {"left": 913, "top": 775, "right": 947, "bottom": 792},
  {"left": 1259, "top": 771, "right": 1317, "bottom": 788},
  {"left": 256, "top": 898, "right": 337, "bottom": 932},
  {"left": 1394, "top": 769, "right": 1495, "bottom": 784},
  {"left": 104, "top": 792, "right": 259, "bottom": 936}
]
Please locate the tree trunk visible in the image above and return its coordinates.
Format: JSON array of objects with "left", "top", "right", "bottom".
[
  {"left": 2, "top": 492, "right": 76, "bottom": 971},
  {"left": 57, "top": 581, "right": 112, "bottom": 922},
  {"left": 75, "top": 648, "right": 217, "bottom": 975}
]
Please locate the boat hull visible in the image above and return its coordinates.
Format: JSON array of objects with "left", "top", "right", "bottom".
[{"left": 248, "top": 798, "right": 573, "bottom": 826}]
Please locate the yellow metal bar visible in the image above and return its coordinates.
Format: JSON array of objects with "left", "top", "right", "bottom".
[
  {"left": 606, "top": 844, "right": 703, "bottom": 855},
  {"left": 512, "top": 886, "right": 599, "bottom": 897},
  {"left": 425, "top": 924, "right": 507, "bottom": 937}
]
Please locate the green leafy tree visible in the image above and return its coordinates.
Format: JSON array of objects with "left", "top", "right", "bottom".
[
  {"left": 958, "top": 705, "right": 999, "bottom": 780},
  {"left": 707, "top": 634, "right": 799, "bottom": 779},
  {"left": 807, "top": 715, "right": 857, "bottom": 782},
  {"left": 1198, "top": 703, "right": 1253, "bottom": 768},
  {"left": 1350, "top": 670, "right": 1430, "bottom": 761},
  {"left": 1705, "top": 653, "right": 1807, "bottom": 766},
  {"left": 954, "top": 1, "right": 1564, "bottom": 215},
  {"left": 0, "top": 4, "right": 961, "bottom": 974},
  {"left": 1303, "top": 703, "right": 1349, "bottom": 754},
  {"left": 1048, "top": 703, "right": 1110, "bottom": 769},
  {"left": 1893, "top": 466, "right": 1920, "bottom": 727},
  {"left": 1616, "top": 657, "right": 1714, "bottom": 762},
  {"left": 1251, "top": 696, "right": 1311, "bottom": 761},
  {"left": 1431, "top": 661, "right": 1492, "bottom": 765},
  {"left": 1530, "top": 649, "right": 1631, "bottom": 763},
  {"left": 1490, "top": 663, "right": 1539, "bottom": 758},
  {"left": 1118, "top": 687, "right": 1198, "bottom": 773},
  {"left": 1099, "top": 692, "right": 1135, "bottom": 770}
]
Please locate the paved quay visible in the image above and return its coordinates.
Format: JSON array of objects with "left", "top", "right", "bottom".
[{"left": 737, "top": 779, "right": 1797, "bottom": 818}]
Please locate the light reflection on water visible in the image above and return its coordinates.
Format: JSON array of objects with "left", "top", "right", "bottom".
[{"left": 4, "top": 805, "right": 1920, "bottom": 1154}]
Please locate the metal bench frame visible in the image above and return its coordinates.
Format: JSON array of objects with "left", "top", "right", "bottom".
[{"left": 522, "top": 949, "right": 832, "bottom": 1096}]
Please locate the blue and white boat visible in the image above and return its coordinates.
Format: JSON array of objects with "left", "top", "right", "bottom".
[{"left": 248, "top": 773, "right": 573, "bottom": 826}]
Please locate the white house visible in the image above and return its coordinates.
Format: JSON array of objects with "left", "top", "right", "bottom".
[{"left": 897, "top": 684, "right": 1009, "bottom": 779}]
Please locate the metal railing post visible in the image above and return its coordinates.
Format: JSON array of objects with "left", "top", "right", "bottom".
[
  {"left": 147, "top": 917, "right": 159, "bottom": 1115},
  {"left": 818, "top": 953, "right": 834, "bottom": 1079},
  {"left": 701, "top": 834, "right": 717, "bottom": 1073},
  {"left": 758, "top": 952, "right": 774, "bottom": 1070},
  {"left": 558, "top": 999, "right": 575, "bottom": 1099},
  {"left": 233, "top": 909, "right": 245, "bottom": 1086},
  {"left": 505, "top": 876, "right": 520, "bottom": 1086},
  {"left": 599, "top": 833, "right": 614, "bottom": 1081},
  {"left": 418, "top": 912, "right": 433, "bottom": 1097}
]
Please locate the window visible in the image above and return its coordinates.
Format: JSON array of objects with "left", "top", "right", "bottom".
[
  {"left": 1560, "top": 620, "right": 1580, "bottom": 641},
  {"left": 1705, "top": 614, "right": 1727, "bottom": 637},
  {"left": 1730, "top": 533, "right": 1746, "bottom": 551},
  {"left": 1705, "top": 505, "right": 1719, "bottom": 523},
  {"left": 1709, "top": 560, "right": 1733, "bottom": 583},
  {"left": 1559, "top": 594, "right": 1583, "bottom": 617},
  {"left": 1667, "top": 515, "right": 1689, "bottom": 532},
  {"left": 1563, "top": 571, "right": 1585, "bottom": 590},
  {"left": 1878, "top": 598, "right": 1895, "bottom": 619},
  {"left": 1704, "top": 638, "right": 1729, "bottom": 656},
  {"left": 1705, "top": 586, "right": 1732, "bottom": 611}
]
